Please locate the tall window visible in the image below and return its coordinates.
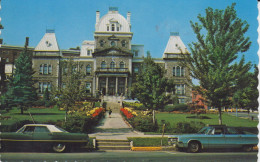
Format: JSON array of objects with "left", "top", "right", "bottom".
[
  {"left": 48, "top": 65, "right": 52, "bottom": 74},
  {"left": 110, "top": 61, "right": 116, "bottom": 69},
  {"left": 99, "top": 40, "right": 105, "bottom": 47},
  {"left": 86, "top": 82, "right": 91, "bottom": 93},
  {"left": 175, "top": 84, "right": 185, "bottom": 95},
  {"left": 121, "top": 40, "right": 127, "bottom": 47},
  {"left": 173, "top": 66, "right": 185, "bottom": 77},
  {"left": 40, "top": 64, "right": 52, "bottom": 75},
  {"left": 112, "top": 24, "right": 115, "bottom": 31},
  {"left": 39, "top": 82, "right": 51, "bottom": 93},
  {"left": 119, "top": 62, "right": 125, "bottom": 69},
  {"left": 43, "top": 64, "right": 48, "bottom": 74},
  {"left": 86, "top": 65, "right": 91, "bottom": 75},
  {"left": 87, "top": 49, "right": 92, "bottom": 56},
  {"left": 101, "top": 61, "right": 106, "bottom": 69}
]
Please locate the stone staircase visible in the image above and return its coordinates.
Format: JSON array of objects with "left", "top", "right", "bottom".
[{"left": 96, "top": 139, "right": 131, "bottom": 150}]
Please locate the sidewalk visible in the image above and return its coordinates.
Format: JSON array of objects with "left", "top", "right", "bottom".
[{"left": 88, "top": 101, "right": 161, "bottom": 140}]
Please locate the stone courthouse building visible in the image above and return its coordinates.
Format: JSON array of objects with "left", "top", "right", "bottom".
[{"left": 0, "top": 7, "right": 191, "bottom": 103}]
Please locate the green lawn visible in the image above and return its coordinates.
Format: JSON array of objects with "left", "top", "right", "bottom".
[
  {"left": 0, "top": 107, "right": 65, "bottom": 126},
  {"left": 155, "top": 112, "right": 258, "bottom": 127}
]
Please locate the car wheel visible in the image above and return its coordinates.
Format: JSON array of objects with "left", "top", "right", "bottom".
[
  {"left": 242, "top": 145, "right": 253, "bottom": 152},
  {"left": 188, "top": 141, "right": 201, "bottom": 153},
  {"left": 53, "top": 143, "right": 67, "bottom": 153}
]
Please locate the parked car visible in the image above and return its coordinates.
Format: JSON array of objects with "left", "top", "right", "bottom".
[
  {"left": 0, "top": 124, "right": 89, "bottom": 153},
  {"left": 168, "top": 125, "right": 258, "bottom": 153}
]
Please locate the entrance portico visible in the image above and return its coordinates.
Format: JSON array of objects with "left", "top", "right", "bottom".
[{"left": 96, "top": 74, "right": 129, "bottom": 96}]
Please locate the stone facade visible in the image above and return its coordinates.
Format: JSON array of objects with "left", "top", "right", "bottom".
[{"left": 0, "top": 7, "right": 192, "bottom": 104}]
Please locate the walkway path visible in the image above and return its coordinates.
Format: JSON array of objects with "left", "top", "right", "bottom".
[{"left": 89, "top": 100, "right": 161, "bottom": 140}]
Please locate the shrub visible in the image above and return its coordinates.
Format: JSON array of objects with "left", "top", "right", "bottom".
[
  {"left": 123, "top": 102, "right": 146, "bottom": 110},
  {"left": 131, "top": 115, "right": 158, "bottom": 132},
  {"left": 164, "top": 104, "right": 189, "bottom": 112},
  {"left": 175, "top": 121, "right": 205, "bottom": 133},
  {"left": 128, "top": 137, "right": 168, "bottom": 147}
]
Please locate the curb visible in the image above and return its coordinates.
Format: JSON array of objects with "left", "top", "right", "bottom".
[{"left": 131, "top": 147, "right": 162, "bottom": 151}]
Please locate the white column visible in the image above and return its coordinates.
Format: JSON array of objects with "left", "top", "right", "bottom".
[
  {"left": 106, "top": 77, "right": 108, "bottom": 95},
  {"left": 125, "top": 77, "right": 128, "bottom": 96},
  {"left": 116, "top": 77, "right": 118, "bottom": 96}
]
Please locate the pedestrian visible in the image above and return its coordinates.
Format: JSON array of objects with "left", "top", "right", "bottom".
[{"left": 108, "top": 108, "right": 112, "bottom": 118}]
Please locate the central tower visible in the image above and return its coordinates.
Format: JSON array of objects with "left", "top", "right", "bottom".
[{"left": 93, "top": 7, "right": 133, "bottom": 96}]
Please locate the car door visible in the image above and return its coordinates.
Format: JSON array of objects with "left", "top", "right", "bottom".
[
  {"left": 17, "top": 126, "right": 35, "bottom": 149},
  {"left": 32, "top": 126, "right": 53, "bottom": 149},
  {"left": 207, "top": 127, "right": 226, "bottom": 148},
  {"left": 224, "top": 127, "right": 242, "bottom": 148}
]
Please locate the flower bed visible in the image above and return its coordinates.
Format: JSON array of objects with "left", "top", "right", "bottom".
[{"left": 120, "top": 107, "right": 137, "bottom": 119}]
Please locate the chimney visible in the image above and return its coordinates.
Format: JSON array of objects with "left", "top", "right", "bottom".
[
  {"left": 96, "top": 11, "right": 100, "bottom": 24},
  {"left": 127, "top": 12, "right": 131, "bottom": 24}
]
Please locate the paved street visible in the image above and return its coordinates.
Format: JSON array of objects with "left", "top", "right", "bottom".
[{"left": 1, "top": 150, "right": 258, "bottom": 162}]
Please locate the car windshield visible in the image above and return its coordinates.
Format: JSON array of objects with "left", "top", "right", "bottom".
[{"left": 197, "top": 127, "right": 212, "bottom": 134}]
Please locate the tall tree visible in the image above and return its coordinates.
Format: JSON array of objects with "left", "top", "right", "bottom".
[
  {"left": 53, "top": 58, "right": 87, "bottom": 121},
  {"left": 233, "top": 65, "right": 258, "bottom": 114},
  {"left": 131, "top": 52, "right": 174, "bottom": 111},
  {"left": 183, "top": 3, "right": 252, "bottom": 124},
  {"left": 4, "top": 37, "right": 37, "bottom": 114}
]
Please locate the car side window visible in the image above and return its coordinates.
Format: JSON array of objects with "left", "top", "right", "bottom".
[
  {"left": 23, "top": 126, "right": 35, "bottom": 133},
  {"left": 34, "top": 126, "right": 50, "bottom": 133},
  {"left": 226, "top": 127, "right": 239, "bottom": 134},
  {"left": 214, "top": 128, "right": 224, "bottom": 135}
]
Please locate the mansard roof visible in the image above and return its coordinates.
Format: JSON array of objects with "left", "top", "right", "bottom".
[
  {"left": 163, "top": 32, "right": 189, "bottom": 58},
  {"left": 34, "top": 30, "right": 60, "bottom": 52}
]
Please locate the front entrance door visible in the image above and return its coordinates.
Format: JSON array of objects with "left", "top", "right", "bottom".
[{"left": 108, "top": 78, "right": 116, "bottom": 95}]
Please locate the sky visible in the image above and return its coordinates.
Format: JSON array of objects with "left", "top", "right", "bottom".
[{"left": 0, "top": 0, "right": 258, "bottom": 66}]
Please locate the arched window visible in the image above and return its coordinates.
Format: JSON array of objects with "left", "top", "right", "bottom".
[
  {"left": 99, "top": 40, "right": 104, "bottom": 47},
  {"left": 119, "top": 62, "right": 125, "bottom": 69},
  {"left": 110, "top": 61, "right": 116, "bottom": 69},
  {"left": 101, "top": 61, "right": 106, "bottom": 69},
  {"left": 111, "top": 41, "right": 116, "bottom": 47},
  {"left": 86, "top": 65, "right": 91, "bottom": 75},
  {"left": 112, "top": 24, "right": 115, "bottom": 31},
  {"left": 121, "top": 40, "right": 127, "bottom": 47}
]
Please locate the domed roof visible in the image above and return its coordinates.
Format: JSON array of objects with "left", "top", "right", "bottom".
[{"left": 95, "top": 8, "right": 131, "bottom": 33}]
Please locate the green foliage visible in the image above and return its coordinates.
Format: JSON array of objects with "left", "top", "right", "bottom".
[
  {"left": 175, "top": 121, "right": 205, "bottom": 133},
  {"left": 53, "top": 58, "right": 88, "bottom": 119},
  {"left": 123, "top": 102, "right": 146, "bottom": 110},
  {"left": 63, "top": 113, "right": 104, "bottom": 133},
  {"left": 131, "top": 115, "right": 158, "bottom": 132},
  {"left": 183, "top": 3, "right": 252, "bottom": 124},
  {"left": 3, "top": 42, "right": 37, "bottom": 114},
  {"left": 233, "top": 65, "right": 258, "bottom": 110},
  {"left": 131, "top": 54, "right": 174, "bottom": 110},
  {"left": 127, "top": 137, "right": 168, "bottom": 147},
  {"left": 164, "top": 104, "right": 189, "bottom": 112}
]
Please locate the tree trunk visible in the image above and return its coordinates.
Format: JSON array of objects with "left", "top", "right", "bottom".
[
  {"left": 218, "top": 108, "right": 222, "bottom": 125},
  {"left": 20, "top": 105, "right": 24, "bottom": 114},
  {"left": 153, "top": 110, "right": 155, "bottom": 124}
]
